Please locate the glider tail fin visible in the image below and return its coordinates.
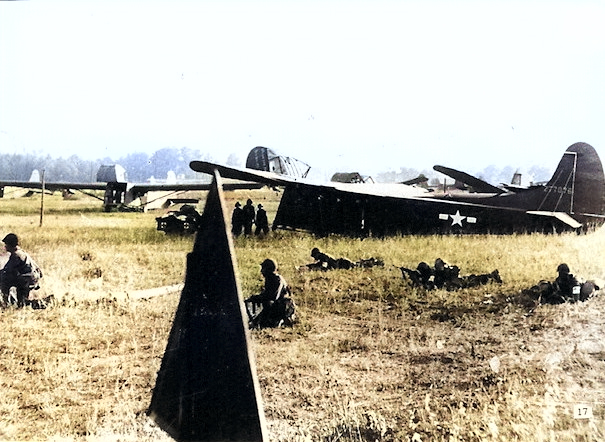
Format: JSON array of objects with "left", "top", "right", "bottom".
[
  {"left": 540, "top": 142, "right": 605, "bottom": 218},
  {"left": 29, "top": 170, "right": 41, "bottom": 182}
]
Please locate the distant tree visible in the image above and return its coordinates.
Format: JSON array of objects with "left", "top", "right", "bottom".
[
  {"left": 430, "top": 177, "right": 442, "bottom": 187},
  {"left": 375, "top": 167, "right": 421, "bottom": 183},
  {"left": 99, "top": 156, "right": 115, "bottom": 165},
  {"left": 528, "top": 165, "right": 552, "bottom": 183},
  {"left": 478, "top": 165, "right": 522, "bottom": 186},
  {"left": 148, "top": 148, "right": 181, "bottom": 180},
  {"left": 44, "top": 156, "right": 81, "bottom": 182},
  {"left": 178, "top": 147, "right": 205, "bottom": 179},
  {"left": 1, "top": 155, "right": 21, "bottom": 180},
  {"left": 180, "top": 147, "right": 202, "bottom": 164},
  {"left": 200, "top": 152, "right": 215, "bottom": 162},
  {"left": 7, "top": 150, "right": 557, "bottom": 189},
  {"left": 500, "top": 166, "right": 516, "bottom": 185},
  {"left": 0, "top": 153, "right": 48, "bottom": 181},
  {"left": 119, "top": 152, "right": 151, "bottom": 182},
  {"left": 226, "top": 153, "right": 242, "bottom": 167},
  {"left": 477, "top": 165, "right": 497, "bottom": 184}
]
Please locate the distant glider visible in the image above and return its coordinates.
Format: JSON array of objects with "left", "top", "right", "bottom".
[
  {"left": 191, "top": 142, "right": 605, "bottom": 236},
  {"left": 0, "top": 164, "right": 262, "bottom": 211}
]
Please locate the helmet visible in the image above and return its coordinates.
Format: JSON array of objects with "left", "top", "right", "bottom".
[
  {"left": 2, "top": 233, "right": 18, "bottom": 247},
  {"left": 434, "top": 258, "right": 445, "bottom": 271},
  {"left": 260, "top": 259, "right": 277, "bottom": 273},
  {"left": 580, "top": 282, "right": 595, "bottom": 300},
  {"left": 417, "top": 261, "right": 431, "bottom": 275},
  {"left": 557, "top": 263, "right": 570, "bottom": 274},
  {"left": 311, "top": 247, "right": 320, "bottom": 257}
]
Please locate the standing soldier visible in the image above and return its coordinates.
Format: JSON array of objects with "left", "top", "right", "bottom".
[
  {"left": 255, "top": 204, "right": 270, "bottom": 236},
  {"left": 242, "top": 198, "right": 256, "bottom": 236},
  {"left": 231, "top": 202, "right": 244, "bottom": 237}
]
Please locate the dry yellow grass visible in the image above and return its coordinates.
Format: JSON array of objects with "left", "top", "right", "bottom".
[{"left": 0, "top": 190, "right": 604, "bottom": 441}]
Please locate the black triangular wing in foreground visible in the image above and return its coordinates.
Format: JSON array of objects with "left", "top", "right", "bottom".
[{"left": 148, "top": 170, "right": 267, "bottom": 441}]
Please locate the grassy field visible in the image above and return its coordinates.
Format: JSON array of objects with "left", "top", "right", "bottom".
[{"left": 0, "top": 189, "right": 604, "bottom": 441}]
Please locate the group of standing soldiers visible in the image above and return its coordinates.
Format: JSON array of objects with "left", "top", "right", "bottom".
[{"left": 231, "top": 198, "right": 270, "bottom": 237}]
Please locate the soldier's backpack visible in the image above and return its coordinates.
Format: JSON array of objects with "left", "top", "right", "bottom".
[
  {"left": 21, "top": 256, "right": 43, "bottom": 290},
  {"left": 280, "top": 296, "right": 297, "bottom": 326}
]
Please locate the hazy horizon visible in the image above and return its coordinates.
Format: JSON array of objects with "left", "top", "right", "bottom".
[{"left": 2, "top": 1, "right": 603, "bottom": 178}]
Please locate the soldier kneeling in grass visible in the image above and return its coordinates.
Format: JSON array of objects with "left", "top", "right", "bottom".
[
  {"left": 0, "top": 233, "right": 44, "bottom": 309},
  {"left": 245, "top": 259, "right": 296, "bottom": 328}
]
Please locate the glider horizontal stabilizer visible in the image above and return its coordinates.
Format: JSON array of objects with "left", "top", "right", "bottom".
[
  {"left": 433, "top": 165, "right": 505, "bottom": 194},
  {"left": 401, "top": 174, "right": 429, "bottom": 186},
  {"left": 526, "top": 211, "right": 583, "bottom": 229}
]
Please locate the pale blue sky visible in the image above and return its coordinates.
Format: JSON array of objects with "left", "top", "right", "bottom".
[{"left": 1, "top": 0, "right": 604, "bottom": 177}]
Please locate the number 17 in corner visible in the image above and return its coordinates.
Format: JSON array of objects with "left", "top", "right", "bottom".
[{"left": 574, "top": 404, "right": 593, "bottom": 420}]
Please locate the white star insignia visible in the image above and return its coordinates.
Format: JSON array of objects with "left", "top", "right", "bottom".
[
  {"left": 450, "top": 210, "right": 466, "bottom": 226},
  {"left": 439, "top": 211, "right": 477, "bottom": 226}
]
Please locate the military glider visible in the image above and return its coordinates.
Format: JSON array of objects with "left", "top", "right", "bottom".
[
  {"left": 0, "top": 164, "right": 262, "bottom": 211},
  {"left": 190, "top": 142, "right": 605, "bottom": 236}
]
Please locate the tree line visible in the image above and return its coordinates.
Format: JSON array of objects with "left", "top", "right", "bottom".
[
  {"left": 375, "top": 164, "right": 553, "bottom": 187},
  {"left": 0, "top": 147, "right": 221, "bottom": 183},
  {"left": 0, "top": 146, "right": 551, "bottom": 187}
]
